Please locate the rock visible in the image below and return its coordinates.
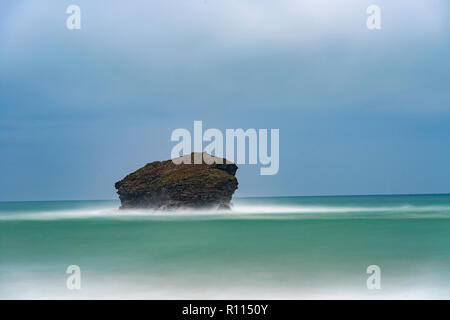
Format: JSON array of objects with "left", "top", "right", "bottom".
[{"left": 115, "top": 152, "right": 238, "bottom": 210}]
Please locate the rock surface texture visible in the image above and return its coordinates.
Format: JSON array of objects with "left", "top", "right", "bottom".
[{"left": 115, "top": 153, "right": 238, "bottom": 210}]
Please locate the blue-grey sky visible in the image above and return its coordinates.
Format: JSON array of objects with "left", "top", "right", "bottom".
[{"left": 0, "top": 0, "right": 449, "bottom": 201}]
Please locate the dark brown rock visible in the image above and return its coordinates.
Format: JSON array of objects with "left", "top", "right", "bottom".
[{"left": 115, "top": 153, "right": 238, "bottom": 210}]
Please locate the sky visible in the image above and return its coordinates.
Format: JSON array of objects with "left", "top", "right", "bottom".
[{"left": 0, "top": 0, "right": 449, "bottom": 201}]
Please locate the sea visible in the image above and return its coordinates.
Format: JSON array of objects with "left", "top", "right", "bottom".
[{"left": 1, "top": 194, "right": 450, "bottom": 299}]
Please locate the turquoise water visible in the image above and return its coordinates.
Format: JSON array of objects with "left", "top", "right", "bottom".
[{"left": 1, "top": 195, "right": 450, "bottom": 299}]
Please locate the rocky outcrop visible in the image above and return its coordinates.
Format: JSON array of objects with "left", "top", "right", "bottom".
[{"left": 115, "top": 153, "right": 238, "bottom": 210}]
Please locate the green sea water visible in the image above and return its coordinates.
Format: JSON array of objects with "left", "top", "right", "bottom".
[{"left": 1, "top": 195, "right": 450, "bottom": 299}]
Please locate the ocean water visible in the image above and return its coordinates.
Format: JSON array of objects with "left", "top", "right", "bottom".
[{"left": 1, "top": 195, "right": 450, "bottom": 299}]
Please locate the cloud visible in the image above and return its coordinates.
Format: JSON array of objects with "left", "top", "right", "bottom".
[{"left": 0, "top": 0, "right": 449, "bottom": 117}]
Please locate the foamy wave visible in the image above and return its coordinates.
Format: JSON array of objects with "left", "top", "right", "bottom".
[
  {"left": 1, "top": 202, "right": 450, "bottom": 221},
  {"left": 1, "top": 270, "right": 448, "bottom": 299}
]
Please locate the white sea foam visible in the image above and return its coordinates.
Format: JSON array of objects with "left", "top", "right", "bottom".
[
  {"left": 1, "top": 269, "right": 448, "bottom": 300},
  {"left": 1, "top": 202, "right": 450, "bottom": 221}
]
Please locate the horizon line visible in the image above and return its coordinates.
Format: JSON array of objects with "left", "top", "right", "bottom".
[{"left": 1, "top": 192, "right": 450, "bottom": 203}]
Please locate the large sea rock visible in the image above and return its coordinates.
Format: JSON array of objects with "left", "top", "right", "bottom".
[{"left": 115, "top": 153, "right": 238, "bottom": 210}]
